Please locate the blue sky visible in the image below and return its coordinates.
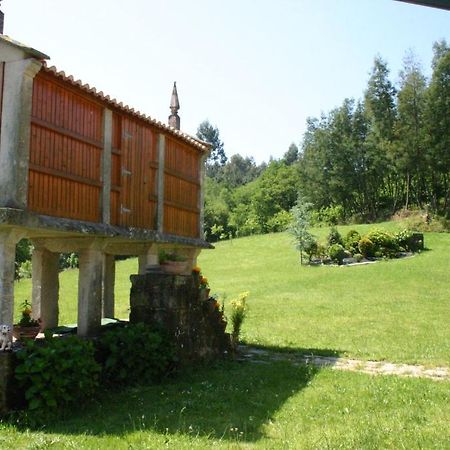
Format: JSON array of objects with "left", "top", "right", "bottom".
[{"left": 5, "top": 0, "right": 450, "bottom": 163}]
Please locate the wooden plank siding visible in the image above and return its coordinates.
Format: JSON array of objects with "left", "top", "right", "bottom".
[
  {"left": 117, "top": 114, "right": 158, "bottom": 229},
  {"left": 164, "top": 137, "right": 200, "bottom": 238},
  {"left": 26, "top": 69, "right": 203, "bottom": 238},
  {"left": 28, "top": 72, "right": 103, "bottom": 222}
]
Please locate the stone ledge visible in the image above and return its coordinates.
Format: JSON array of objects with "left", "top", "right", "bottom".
[{"left": 0, "top": 208, "right": 213, "bottom": 250}]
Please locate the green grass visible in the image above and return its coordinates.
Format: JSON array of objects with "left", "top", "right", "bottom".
[
  {"left": 199, "top": 224, "right": 450, "bottom": 366},
  {"left": 6, "top": 223, "right": 450, "bottom": 448},
  {"left": 1, "top": 362, "right": 449, "bottom": 449}
]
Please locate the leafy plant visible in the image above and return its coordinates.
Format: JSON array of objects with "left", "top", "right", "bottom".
[
  {"left": 327, "top": 244, "right": 347, "bottom": 264},
  {"left": 15, "top": 336, "right": 100, "bottom": 417},
  {"left": 366, "top": 229, "right": 398, "bottom": 256},
  {"left": 358, "top": 237, "right": 375, "bottom": 257},
  {"left": 17, "top": 299, "right": 39, "bottom": 327},
  {"left": 344, "top": 229, "right": 361, "bottom": 252},
  {"left": 159, "top": 250, "right": 187, "bottom": 263},
  {"left": 327, "top": 226, "right": 343, "bottom": 246},
  {"left": 230, "top": 292, "right": 249, "bottom": 346},
  {"left": 97, "top": 323, "right": 176, "bottom": 385}
]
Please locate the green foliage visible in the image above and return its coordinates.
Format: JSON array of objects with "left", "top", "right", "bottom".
[
  {"left": 97, "top": 323, "right": 175, "bottom": 385},
  {"left": 358, "top": 237, "right": 375, "bottom": 257},
  {"left": 15, "top": 336, "right": 100, "bottom": 417},
  {"left": 366, "top": 228, "right": 398, "bottom": 256},
  {"left": 59, "top": 252, "right": 79, "bottom": 270},
  {"left": 230, "top": 292, "right": 249, "bottom": 344},
  {"left": 327, "top": 226, "right": 343, "bottom": 246},
  {"left": 15, "top": 239, "right": 33, "bottom": 280},
  {"left": 17, "top": 260, "right": 32, "bottom": 280},
  {"left": 288, "top": 198, "right": 315, "bottom": 264},
  {"left": 17, "top": 299, "right": 39, "bottom": 327},
  {"left": 344, "top": 229, "right": 361, "bottom": 252},
  {"left": 327, "top": 243, "right": 347, "bottom": 264},
  {"left": 266, "top": 210, "right": 292, "bottom": 232},
  {"left": 196, "top": 120, "right": 227, "bottom": 178}
]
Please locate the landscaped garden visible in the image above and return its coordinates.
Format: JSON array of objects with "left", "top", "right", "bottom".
[{"left": 3, "top": 222, "right": 450, "bottom": 448}]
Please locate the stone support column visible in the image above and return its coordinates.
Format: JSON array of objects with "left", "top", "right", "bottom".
[
  {"left": 0, "top": 231, "right": 18, "bottom": 326},
  {"left": 179, "top": 248, "right": 201, "bottom": 274},
  {"left": 102, "top": 109, "right": 113, "bottom": 224},
  {"left": 138, "top": 244, "right": 159, "bottom": 275},
  {"left": 78, "top": 247, "right": 103, "bottom": 337},
  {"left": 157, "top": 134, "right": 166, "bottom": 233},
  {"left": 31, "top": 247, "right": 59, "bottom": 329},
  {"left": 0, "top": 58, "right": 42, "bottom": 208},
  {"left": 102, "top": 254, "right": 115, "bottom": 318}
]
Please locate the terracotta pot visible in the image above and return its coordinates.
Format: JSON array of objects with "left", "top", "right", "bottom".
[
  {"left": 162, "top": 261, "right": 187, "bottom": 275},
  {"left": 13, "top": 325, "right": 41, "bottom": 341}
]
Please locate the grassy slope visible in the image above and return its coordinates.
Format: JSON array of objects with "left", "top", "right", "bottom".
[{"left": 199, "top": 224, "right": 450, "bottom": 366}]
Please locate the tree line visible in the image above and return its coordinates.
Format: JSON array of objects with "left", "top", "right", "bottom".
[{"left": 199, "top": 40, "right": 450, "bottom": 242}]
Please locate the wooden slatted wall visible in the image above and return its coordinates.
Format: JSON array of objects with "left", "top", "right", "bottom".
[
  {"left": 164, "top": 137, "right": 200, "bottom": 238},
  {"left": 27, "top": 70, "right": 203, "bottom": 238},
  {"left": 117, "top": 114, "right": 158, "bottom": 229},
  {"left": 28, "top": 72, "right": 103, "bottom": 222}
]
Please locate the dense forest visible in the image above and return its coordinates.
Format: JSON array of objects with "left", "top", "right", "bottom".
[{"left": 200, "top": 40, "right": 450, "bottom": 242}]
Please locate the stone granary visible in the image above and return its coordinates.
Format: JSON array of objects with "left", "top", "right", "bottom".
[{"left": 0, "top": 34, "right": 212, "bottom": 337}]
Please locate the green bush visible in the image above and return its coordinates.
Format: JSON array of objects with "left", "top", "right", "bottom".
[
  {"left": 328, "top": 244, "right": 347, "bottom": 264},
  {"left": 366, "top": 229, "right": 398, "bottom": 256},
  {"left": 266, "top": 210, "right": 292, "bottom": 232},
  {"left": 327, "top": 226, "right": 343, "bottom": 246},
  {"left": 358, "top": 237, "right": 375, "bottom": 257},
  {"left": 15, "top": 336, "right": 100, "bottom": 417},
  {"left": 303, "top": 238, "right": 319, "bottom": 262},
  {"left": 97, "top": 323, "right": 176, "bottom": 386},
  {"left": 344, "top": 229, "right": 361, "bottom": 253}
]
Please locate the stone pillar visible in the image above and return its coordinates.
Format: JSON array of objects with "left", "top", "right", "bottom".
[
  {"left": 31, "top": 247, "right": 59, "bottom": 329},
  {"left": 78, "top": 248, "right": 103, "bottom": 337},
  {"left": 102, "top": 109, "right": 113, "bottom": 224},
  {"left": 102, "top": 254, "right": 115, "bottom": 318},
  {"left": 198, "top": 154, "right": 207, "bottom": 239},
  {"left": 157, "top": 134, "right": 166, "bottom": 233},
  {"left": 0, "top": 58, "right": 42, "bottom": 208},
  {"left": 179, "top": 248, "right": 201, "bottom": 274},
  {"left": 138, "top": 244, "right": 159, "bottom": 275},
  {"left": 0, "top": 231, "right": 18, "bottom": 326}
]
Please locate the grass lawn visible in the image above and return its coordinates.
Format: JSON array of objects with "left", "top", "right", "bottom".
[{"left": 5, "top": 222, "right": 450, "bottom": 448}]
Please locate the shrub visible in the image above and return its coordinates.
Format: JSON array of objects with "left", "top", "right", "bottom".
[
  {"left": 366, "top": 229, "right": 398, "bottom": 256},
  {"left": 97, "top": 323, "right": 175, "bottom": 385},
  {"left": 230, "top": 292, "right": 249, "bottom": 345},
  {"left": 358, "top": 237, "right": 375, "bottom": 257},
  {"left": 354, "top": 253, "right": 363, "bottom": 262},
  {"left": 344, "top": 229, "right": 361, "bottom": 253},
  {"left": 266, "top": 210, "right": 292, "bottom": 232},
  {"left": 327, "top": 244, "right": 346, "bottom": 264},
  {"left": 327, "top": 226, "right": 343, "bottom": 246},
  {"left": 17, "top": 260, "right": 32, "bottom": 280},
  {"left": 304, "top": 238, "right": 319, "bottom": 262},
  {"left": 15, "top": 336, "right": 100, "bottom": 417}
]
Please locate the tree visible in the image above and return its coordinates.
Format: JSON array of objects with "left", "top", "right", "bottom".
[
  {"left": 283, "top": 143, "right": 299, "bottom": 165},
  {"left": 196, "top": 120, "right": 227, "bottom": 179},
  {"left": 220, "top": 154, "right": 260, "bottom": 188},
  {"left": 424, "top": 43, "right": 450, "bottom": 212},
  {"left": 288, "top": 197, "right": 315, "bottom": 265},
  {"left": 393, "top": 51, "right": 427, "bottom": 209}
]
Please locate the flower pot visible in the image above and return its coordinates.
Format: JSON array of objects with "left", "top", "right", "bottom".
[
  {"left": 162, "top": 261, "right": 187, "bottom": 275},
  {"left": 13, "top": 325, "right": 41, "bottom": 341}
]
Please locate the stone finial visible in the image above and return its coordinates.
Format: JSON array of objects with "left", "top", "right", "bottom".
[{"left": 168, "top": 81, "right": 180, "bottom": 130}]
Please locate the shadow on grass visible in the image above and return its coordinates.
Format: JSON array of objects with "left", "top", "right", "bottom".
[{"left": 17, "top": 346, "right": 341, "bottom": 443}]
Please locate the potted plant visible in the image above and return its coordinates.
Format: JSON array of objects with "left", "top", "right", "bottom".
[
  {"left": 13, "top": 299, "right": 41, "bottom": 341},
  {"left": 159, "top": 250, "right": 188, "bottom": 274}
]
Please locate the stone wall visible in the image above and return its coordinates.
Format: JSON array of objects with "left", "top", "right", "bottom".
[{"left": 130, "top": 273, "right": 230, "bottom": 364}]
